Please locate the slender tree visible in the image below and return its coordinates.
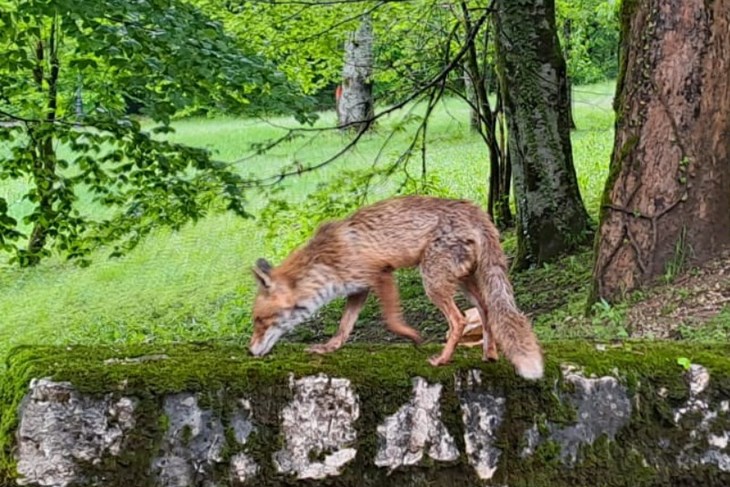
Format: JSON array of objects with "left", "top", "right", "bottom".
[
  {"left": 562, "top": 18, "right": 576, "bottom": 130},
  {"left": 463, "top": 66, "right": 481, "bottom": 132},
  {"left": 494, "top": 0, "right": 592, "bottom": 269},
  {"left": 590, "top": 0, "right": 730, "bottom": 303},
  {"left": 0, "top": 0, "right": 312, "bottom": 266},
  {"left": 457, "top": 2, "right": 513, "bottom": 228},
  {"left": 338, "top": 15, "right": 375, "bottom": 131}
]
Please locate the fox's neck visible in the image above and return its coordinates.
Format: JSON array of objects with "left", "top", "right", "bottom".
[{"left": 283, "top": 266, "right": 365, "bottom": 326}]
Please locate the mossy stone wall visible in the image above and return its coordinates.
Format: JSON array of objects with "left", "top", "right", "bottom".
[{"left": 1, "top": 342, "right": 729, "bottom": 486}]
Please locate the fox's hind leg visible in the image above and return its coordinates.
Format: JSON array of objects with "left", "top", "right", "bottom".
[
  {"left": 420, "top": 241, "right": 476, "bottom": 366},
  {"left": 306, "top": 290, "right": 369, "bottom": 354},
  {"left": 372, "top": 271, "right": 423, "bottom": 344},
  {"left": 463, "top": 278, "right": 499, "bottom": 362}
]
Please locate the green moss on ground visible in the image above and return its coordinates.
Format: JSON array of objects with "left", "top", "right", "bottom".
[{"left": 1, "top": 341, "right": 729, "bottom": 486}]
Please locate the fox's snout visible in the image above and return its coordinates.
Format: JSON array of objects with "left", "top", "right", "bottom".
[
  {"left": 248, "top": 325, "right": 286, "bottom": 358},
  {"left": 248, "top": 333, "right": 269, "bottom": 357},
  {"left": 248, "top": 340, "right": 263, "bottom": 357}
]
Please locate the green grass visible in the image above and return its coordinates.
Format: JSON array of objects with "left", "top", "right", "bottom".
[
  {"left": 677, "top": 306, "right": 730, "bottom": 342},
  {"left": 0, "top": 81, "right": 617, "bottom": 362}
]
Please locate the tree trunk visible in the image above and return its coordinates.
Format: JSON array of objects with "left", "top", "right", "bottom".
[
  {"left": 460, "top": 2, "right": 512, "bottom": 229},
  {"left": 590, "top": 0, "right": 730, "bottom": 304},
  {"left": 563, "top": 19, "right": 577, "bottom": 130},
  {"left": 496, "top": 103, "right": 513, "bottom": 228},
  {"left": 75, "top": 74, "right": 84, "bottom": 122},
  {"left": 338, "top": 15, "right": 374, "bottom": 132},
  {"left": 463, "top": 67, "right": 480, "bottom": 132},
  {"left": 494, "top": 0, "right": 592, "bottom": 269},
  {"left": 566, "top": 75, "right": 576, "bottom": 130},
  {"left": 25, "top": 21, "right": 59, "bottom": 267}
]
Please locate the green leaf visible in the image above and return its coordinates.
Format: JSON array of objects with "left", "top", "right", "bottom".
[
  {"left": 676, "top": 357, "right": 692, "bottom": 371},
  {"left": 0, "top": 0, "right": 306, "bottom": 265}
]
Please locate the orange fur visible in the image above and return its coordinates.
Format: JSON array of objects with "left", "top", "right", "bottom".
[{"left": 249, "top": 195, "right": 543, "bottom": 379}]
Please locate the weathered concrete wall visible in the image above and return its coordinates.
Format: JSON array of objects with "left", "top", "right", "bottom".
[{"left": 1, "top": 342, "right": 729, "bottom": 486}]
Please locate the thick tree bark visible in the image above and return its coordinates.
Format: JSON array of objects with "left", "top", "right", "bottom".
[
  {"left": 338, "top": 15, "right": 374, "bottom": 132},
  {"left": 494, "top": 0, "right": 592, "bottom": 269},
  {"left": 590, "top": 0, "right": 730, "bottom": 303}
]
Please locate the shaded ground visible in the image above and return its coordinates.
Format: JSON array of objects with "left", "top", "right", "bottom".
[
  {"left": 289, "top": 246, "right": 730, "bottom": 346},
  {"left": 627, "top": 250, "right": 730, "bottom": 340}
]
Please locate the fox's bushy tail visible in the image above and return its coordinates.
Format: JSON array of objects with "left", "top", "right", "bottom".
[{"left": 476, "top": 253, "right": 544, "bottom": 380}]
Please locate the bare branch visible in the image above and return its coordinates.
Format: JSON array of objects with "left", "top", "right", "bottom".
[
  {"left": 225, "top": 8, "right": 490, "bottom": 182},
  {"left": 296, "top": 1, "right": 390, "bottom": 43}
]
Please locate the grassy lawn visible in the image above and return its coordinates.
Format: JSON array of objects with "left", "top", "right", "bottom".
[{"left": 0, "top": 81, "right": 617, "bottom": 361}]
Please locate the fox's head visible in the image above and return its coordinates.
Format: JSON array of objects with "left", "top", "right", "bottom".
[{"left": 249, "top": 258, "right": 301, "bottom": 357}]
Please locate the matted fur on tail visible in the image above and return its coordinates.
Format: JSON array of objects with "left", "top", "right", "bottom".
[{"left": 477, "top": 264, "right": 544, "bottom": 380}]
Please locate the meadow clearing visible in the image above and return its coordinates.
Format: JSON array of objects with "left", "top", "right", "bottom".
[{"left": 0, "top": 81, "right": 633, "bottom": 361}]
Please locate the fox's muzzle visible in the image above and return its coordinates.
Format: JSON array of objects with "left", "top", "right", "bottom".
[
  {"left": 249, "top": 326, "right": 285, "bottom": 357},
  {"left": 248, "top": 342, "right": 266, "bottom": 357}
]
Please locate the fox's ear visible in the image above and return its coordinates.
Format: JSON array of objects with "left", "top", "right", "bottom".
[{"left": 252, "top": 258, "right": 273, "bottom": 290}]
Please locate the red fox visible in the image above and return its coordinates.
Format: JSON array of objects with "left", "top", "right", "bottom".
[{"left": 249, "top": 195, "right": 544, "bottom": 379}]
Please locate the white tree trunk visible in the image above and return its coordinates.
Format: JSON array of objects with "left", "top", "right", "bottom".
[{"left": 339, "top": 15, "right": 374, "bottom": 132}]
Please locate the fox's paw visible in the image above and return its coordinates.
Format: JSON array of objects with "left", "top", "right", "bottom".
[
  {"left": 482, "top": 348, "right": 499, "bottom": 362},
  {"left": 428, "top": 354, "right": 450, "bottom": 367}
]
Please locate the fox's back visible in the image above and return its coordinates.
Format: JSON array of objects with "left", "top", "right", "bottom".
[{"left": 336, "top": 195, "right": 494, "bottom": 268}]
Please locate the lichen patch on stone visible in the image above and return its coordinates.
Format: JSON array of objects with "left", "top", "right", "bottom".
[
  {"left": 374, "top": 376, "right": 459, "bottom": 470},
  {"left": 230, "top": 453, "right": 260, "bottom": 484},
  {"left": 551, "top": 367, "right": 632, "bottom": 464},
  {"left": 673, "top": 364, "right": 730, "bottom": 473},
  {"left": 518, "top": 366, "right": 632, "bottom": 466},
  {"left": 520, "top": 424, "right": 541, "bottom": 459},
  {"left": 709, "top": 433, "right": 729, "bottom": 450},
  {"left": 457, "top": 369, "right": 506, "bottom": 480},
  {"left": 16, "top": 378, "right": 136, "bottom": 487},
  {"left": 152, "top": 393, "right": 227, "bottom": 487},
  {"left": 232, "top": 398, "right": 256, "bottom": 445},
  {"left": 273, "top": 374, "right": 359, "bottom": 480}
]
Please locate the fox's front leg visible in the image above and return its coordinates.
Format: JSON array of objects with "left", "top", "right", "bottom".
[
  {"left": 372, "top": 271, "right": 423, "bottom": 344},
  {"left": 306, "top": 290, "right": 369, "bottom": 355}
]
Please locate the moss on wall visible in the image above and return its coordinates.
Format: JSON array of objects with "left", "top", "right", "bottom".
[{"left": 2, "top": 341, "right": 730, "bottom": 486}]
